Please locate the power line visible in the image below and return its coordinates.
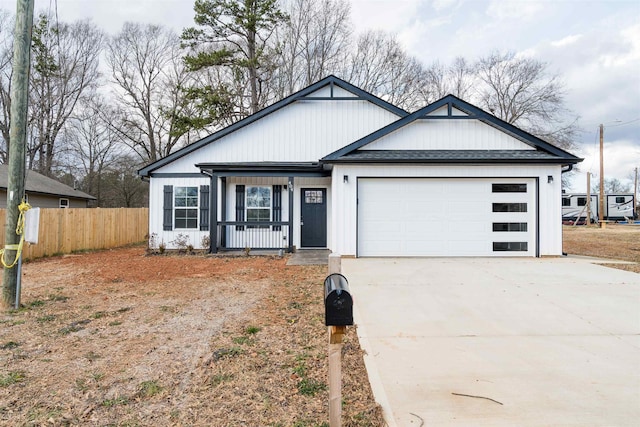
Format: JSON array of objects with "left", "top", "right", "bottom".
[{"left": 605, "top": 117, "right": 640, "bottom": 128}]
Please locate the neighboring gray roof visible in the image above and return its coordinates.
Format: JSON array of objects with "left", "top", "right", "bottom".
[
  {"left": 328, "top": 149, "right": 569, "bottom": 163},
  {"left": 0, "top": 164, "right": 96, "bottom": 200},
  {"left": 323, "top": 94, "right": 583, "bottom": 165},
  {"left": 138, "top": 75, "right": 409, "bottom": 177}
]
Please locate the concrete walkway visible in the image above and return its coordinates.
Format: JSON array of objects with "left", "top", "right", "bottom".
[
  {"left": 342, "top": 257, "right": 640, "bottom": 426},
  {"left": 286, "top": 249, "right": 330, "bottom": 265}
]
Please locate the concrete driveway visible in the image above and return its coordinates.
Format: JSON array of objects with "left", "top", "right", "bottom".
[{"left": 342, "top": 257, "right": 640, "bottom": 426}]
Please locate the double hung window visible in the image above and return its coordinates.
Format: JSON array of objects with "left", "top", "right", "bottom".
[
  {"left": 246, "top": 186, "right": 271, "bottom": 228},
  {"left": 175, "top": 186, "right": 198, "bottom": 229}
]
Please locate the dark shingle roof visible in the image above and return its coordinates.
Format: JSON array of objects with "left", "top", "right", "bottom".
[
  {"left": 330, "top": 149, "right": 568, "bottom": 163},
  {"left": 0, "top": 164, "right": 96, "bottom": 200}
]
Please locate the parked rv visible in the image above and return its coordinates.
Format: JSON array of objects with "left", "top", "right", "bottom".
[{"left": 562, "top": 193, "right": 636, "bottom": 223}]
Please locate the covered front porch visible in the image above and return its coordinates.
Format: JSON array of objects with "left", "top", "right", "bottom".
[{"left": 198, "top": 162, "right": 331, "bottom": 253}]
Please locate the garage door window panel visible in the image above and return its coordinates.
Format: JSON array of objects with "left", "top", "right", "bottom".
[
  {"left": 493, "top": 222, "right": 528, "bottom": 232},
  {"left": 492, "top": 203, "right": 527, "bottom": 213},
  {"left": 492, "top": 184, "right": 527, "bottom": 193},
  {"left": 493, "top": 242, "right": 528, "bottom": 251}
]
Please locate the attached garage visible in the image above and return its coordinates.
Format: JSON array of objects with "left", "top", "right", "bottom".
[
  {"left": 324, "top": 94, "right": 580, "bottom": 258},
  {"left": 357, "top": 178, "right": 536, "bottom": 257}
]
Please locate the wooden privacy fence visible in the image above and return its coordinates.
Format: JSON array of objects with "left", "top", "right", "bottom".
[{"left": 0, "top": 208, "right": 149, "bottom": 260}]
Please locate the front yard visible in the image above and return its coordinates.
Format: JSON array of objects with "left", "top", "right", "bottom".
[
  {"left": 0, "top": 225, "right": 637, "bottom": 426},
  {"left": 0, "top": 248, "right": 382, "bottom": 426}
]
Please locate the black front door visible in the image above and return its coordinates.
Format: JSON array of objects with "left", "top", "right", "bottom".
[{"left": 300, "top": 188, "right": 327, "bottom": 247}]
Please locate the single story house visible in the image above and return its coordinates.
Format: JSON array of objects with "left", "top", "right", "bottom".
[
  {"left": 0, "top": 164, "right": 96, "bottom": 208},
  {"left": 139, "top": 75, "right": 582, "bottom": 257}
]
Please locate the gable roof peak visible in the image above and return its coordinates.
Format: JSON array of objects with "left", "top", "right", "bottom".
[
  {"left": 322, "top": 94, "right": 582, "bottom": 163},
  {"left": 138, "top": 75, "right": 408, "bottom": 177}
]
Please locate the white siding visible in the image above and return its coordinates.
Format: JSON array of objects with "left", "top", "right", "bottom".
[
  {"left": 148, "top": 176, "right": 211, "bottom": 250},
  {"left": 362, "top": 120, "right": 536, "bottom": 151},
  {"left": 155, "top": 99, "right": 400, "bottom": 174},
  {"left": 330, "top": 164, "right": 562, "bottom": 257}
]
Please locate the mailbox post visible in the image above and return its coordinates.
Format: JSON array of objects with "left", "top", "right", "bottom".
[{"left": 324, "top": 273, "right": 353, "bottom": 427}]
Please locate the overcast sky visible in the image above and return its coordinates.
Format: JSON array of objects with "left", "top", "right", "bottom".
[{"left": 3, "top": 0, "right": 639, "bottom": 192}]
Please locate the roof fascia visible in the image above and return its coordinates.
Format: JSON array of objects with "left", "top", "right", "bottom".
[
  {"left": 324, "top": 157, "right": 579, "bottom": 165},
  {"left": 138, "top": 75, "right": 408, "bottom": 177}
]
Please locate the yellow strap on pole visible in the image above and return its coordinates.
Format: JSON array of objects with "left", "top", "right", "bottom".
[{"left": 0, "top": 200, "right": 31, "bottom": 268}]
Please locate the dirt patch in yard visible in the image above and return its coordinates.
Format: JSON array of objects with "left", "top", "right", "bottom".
[
  {"left": 0, "top": 247, "right": 383, "bottom": 426},
  {"left": 563, "top": 224, "right": 640, "bottom": 273}
]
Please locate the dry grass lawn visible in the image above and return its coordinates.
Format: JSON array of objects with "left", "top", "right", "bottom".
[
  {"left": 0, "top": 248, "right": 383, "bottom": 426},
  {"left": 1, "top": 225, "right": 636, "bottom": 426},
  {"left": 563, "top": 224, "right": 640, "bottom": 273}
]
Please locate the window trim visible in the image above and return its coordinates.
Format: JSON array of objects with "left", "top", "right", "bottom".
[
  {"left": 59, "top": 198, "right": 69, "bottom": 208},
  {"left": 174, "top": 186, "right": 199, "bottom": 229}
]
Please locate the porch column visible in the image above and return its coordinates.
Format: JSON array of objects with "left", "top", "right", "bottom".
[
  {"left": 288, "top": 176, "right": 294, "bottom": 253},
  {"left": 220, "top": 177, "right": 226, "bottom": 248},
  {"left": 209, "top": 174, "right": 218, "bottom": 254}
]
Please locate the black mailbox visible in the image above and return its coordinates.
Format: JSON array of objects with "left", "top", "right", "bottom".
[{"left": 324, "top": 273, "right": 353, "bottom": 326}]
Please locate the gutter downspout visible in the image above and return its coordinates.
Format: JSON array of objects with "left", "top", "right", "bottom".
[{"left": 560, "top": 164, "right": 574, "bottom": 256}]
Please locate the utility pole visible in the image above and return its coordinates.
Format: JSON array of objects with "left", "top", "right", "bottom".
[
  {"left": 598, "top": 124, "right": 605, "bottom": 228},
  {"left": 2, "top": 0, "right": 34, "bottom": 309},
  {"left": 635, "top": 167, "right": 638, "bottom": 219},
  {"left": 586, "top": 173, "right": 591, "bottom": 225}
]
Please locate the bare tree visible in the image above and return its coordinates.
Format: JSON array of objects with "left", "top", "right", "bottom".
[
  {"left": 106, "top": 23, "right": 192, "bottom": 163},
  {"left": 101, "top": 155, "right": 149, "bottom": 208},
  {"left": 471, "top": 51, "right": 578, "bottom": 151},
  {"left": 272, "top": 0, "right": 351, "bottom": 97},
  {"left": 592, "top": 177, "right": 632, "bottom": 194},
  {"left": 0, "top": 9, "right": 13, "bottom": 162},
  {"left": 63, "top": 96, "right": 122, "bottom": 204},
  {"left": 343, "top": 30, "right": 430, "bottom": 111},
  {"left": 446, "top": 56, "right": 473, "bottom": 99},
  {"left": 423, "top": 61, "right": 448, "bottom": 101},
  {"left": 474, "top": 52, "right": 564, "bottom": 126},
  {"left": 28, "top": 14, "right": 104, "bottom": 176}
]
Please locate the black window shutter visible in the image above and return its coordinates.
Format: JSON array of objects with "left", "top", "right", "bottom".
[
  {"left": 272, "top": 185, "right": 282, "bottom": 231},
  {"left": 163, "top": 185, "right": 173, "bottom": 231},
  {"left": 235, "top": 185, "right": 245, "bottom": 231},
  {"left": 200, "top": 185, "right": 210, "bottom": 231}
]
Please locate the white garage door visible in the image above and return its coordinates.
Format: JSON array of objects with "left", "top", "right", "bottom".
[{"left": 357, "top": 178, "right": 536, "bottom": 257}]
